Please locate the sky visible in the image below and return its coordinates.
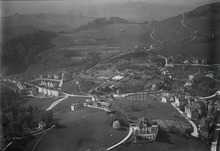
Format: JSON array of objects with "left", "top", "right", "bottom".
[{"left": 1, "top": 0, "right": 220, "bottom": 16}]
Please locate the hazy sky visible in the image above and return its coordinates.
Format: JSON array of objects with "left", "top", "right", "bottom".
[{"left": 1, "top": 0, "right": 220, "bottom": 16}]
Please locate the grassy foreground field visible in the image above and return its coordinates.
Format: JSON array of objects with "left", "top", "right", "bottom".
[
  {"left": 113, "top": 95, "right": 185, "bottom": 122},
  {"left": 111, "top": 95, "right": 209, "bottom": 151},
  {"left": 52, "top": 96, "right": 92, "bottom": 113},
  {"left": 20, "top": 97, "right": 57, "bottom": 110},
  {"left": 5, "top": 133, "right": 45, "bottom": 151},
  {"left": 34, "top": 108, "right": 128, "bottom": 151}
]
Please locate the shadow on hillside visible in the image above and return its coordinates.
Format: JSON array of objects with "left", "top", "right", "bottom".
[
  {"left": 156, "top": 129, "right": 174, "bottom": 144},
  {"left": 53, "top": 119, "right": 67, "bottom": 129},
  {"left": 118, "top": 127, "right": 128, "bottom": 131},
  {"left": 55, "top": 123, "right": 68, "bottom": 129}
]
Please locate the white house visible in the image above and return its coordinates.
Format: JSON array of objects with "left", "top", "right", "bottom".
[
  {"left": 161, "top": 97, "right": 167, "bottom": 103},
  {"left": 189, "top": 75, "right": 194, "bottom": 81},
  {"left": 112, "top": 75, "right": 124, "bottom": 81},
  {"left": 174, "top": 96, "right": 180, "bottom": 106}
]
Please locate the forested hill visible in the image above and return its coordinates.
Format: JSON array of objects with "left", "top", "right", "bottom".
[
  {"left": 72, "top": 17, "right": 128, "bottom": 33},
  {"left": 1, "top": 30, "right": 56, "bottom": 76},
  {"left": 1, "top": 13, "right": 94, "bottom": 42}
]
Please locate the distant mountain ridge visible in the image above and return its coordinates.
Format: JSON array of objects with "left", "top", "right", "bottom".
[
  {"left": 1, "top": 13, "right": 94, "bottom": 42},
  {"left": 187, "top": 2, "right": 220, "bottom": 17},
  {"left": 152, "top": 2, "right": 220, "bottom": 64}
]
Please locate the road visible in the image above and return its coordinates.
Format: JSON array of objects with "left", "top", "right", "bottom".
[
  {"left": 107, "top": 126, "right": 133, "bottom": 151},
  {"left": 147, "top": 24, "right": 164, "bottom": 47},
  {"left": 0, "top": 82, "right": 18, "bottom": 92},
  {"left": 46, "top": 94, "right": 69, "bottom": 110},
  {"left": 171, "top": 102, "right": 198, "bottom": 137},
  {"left": 181, "top": 13, "right": 198, "bottom": 42}
]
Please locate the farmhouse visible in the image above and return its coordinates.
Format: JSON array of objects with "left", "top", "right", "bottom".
[
  {"left": 38, "top": 121, "right": 46, "bottom": 129},
  {"left": 192, "top": 57, "right": 199, "bottom": 64}
]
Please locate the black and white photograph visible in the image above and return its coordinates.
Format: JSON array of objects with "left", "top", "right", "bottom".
[{"left": 0, "top": 0, "right": 220, "bottom": 151}]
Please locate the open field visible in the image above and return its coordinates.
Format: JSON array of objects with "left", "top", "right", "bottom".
[
  {"left": 51, "top": 96, "right": 92, "bottom": 113},
  {"left": 184, "top": 14, "right": 220, "bottom": 38},
  {"left": 113, "top": 95, "right": 186, "bottom": 122},
  {"left": 168, "top": 65, "right": 210, "bottom": 79},
  {"left": 34, "top": 108, "right": 128, "bottom": 151},
  {"left": 51, "top": 23, "right": 156, "bottom": 48},
  {"left": 110, "top": 95, "right": 209, "bottom": 151},
  {"left": 62, "top": 79, "right": 82, "bottom": 95},
  {"left": 151, "top": 15, "right": 190, "bottom": 44},
  {"left": 20, "top": 97, "right": 57, "bottom": 110},
  {"left": 155, "top": 39, "right": 220, "bottom": 64},
  {"left": 5, "top": 133, "right": 45, "bottom": 151}
]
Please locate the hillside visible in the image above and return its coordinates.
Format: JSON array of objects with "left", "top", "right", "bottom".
[
  {"left": 150, "top": 15, "right": 190, "bottom": 44},
  {"left": 1, "top": 13, "right": 94, "bottom": 42},
  {"left": 1, "top": 30, "right": 57, "bottom": 76},
  {"left": 152, "top": 2, "right": 220, "bottom": 64},
  {"left": 2, "top": 25, "right": 38, "bottom": 42},
  {"left": 185, "top": 2, "right": 220, "bottom": 39}
]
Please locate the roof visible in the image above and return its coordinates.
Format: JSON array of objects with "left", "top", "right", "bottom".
[
  {"left": 27, "top": 79, "right": 60, "bottom": 90},
  {"left": 112, "top": 75, "right": 124, "bottom": 81}
]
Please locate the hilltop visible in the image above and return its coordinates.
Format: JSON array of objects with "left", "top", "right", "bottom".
[
  {"left": 152, "top": 2, "right": 220, "bottom": 64},
  {"left": 1, "top": 13, "right": 94, "bottom": 42}
]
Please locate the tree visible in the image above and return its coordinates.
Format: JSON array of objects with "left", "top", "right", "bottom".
[
  {"left": 28, "top": 105, "right": 33, "bottom": 113},
  {"left": 9, "top": 122, "right": 22, "bottom": 137},
  {"left": 39, "top": 110, "right": 53, "bottom": 127},
  {"left": 2, "top": 114, "right": 10, "bottom": 127}
]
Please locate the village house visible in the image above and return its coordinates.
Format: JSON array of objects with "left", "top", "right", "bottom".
[
  {"left": 174, "top": 96, "right": 188, "bottom": 110},
  {"left": 183, "top": 59, "right": 190, "bottom": 64},
  {"left": 112, "top": 75, "right": 124, "bottom": 81},
  {"left": 38, "top": 121, "right": 46, "bottom": 129},
  {"left": 201, "top": 59, "right": 207, "bottom": 64},
  {"left": 192, "top": 57, "right": 199, "bottom": 64},
  {"left": 206, "top": 71, "right": 214, "bottom": 78},
  {"left": 185, "top": 99, "right": 206, "bottom": 121},
  {"left": 71, "top": 102, "right": 83, "bottom": 111},
  {"left": 189, "top": 75, "right": 194, "bottom": 81}
]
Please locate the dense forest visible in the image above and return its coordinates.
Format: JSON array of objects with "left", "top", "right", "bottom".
[
  {"left": 1, "top": 30, "right": 56, "bottom": 75},
  {"left": 2, "top": 105, "right": 53, "bottom": 140},
  {"left": 190, "top": 75, "right": 219, "bottom": 97},
  {"left": 0, "top": 85, "right": 22, "bottom": 112}
]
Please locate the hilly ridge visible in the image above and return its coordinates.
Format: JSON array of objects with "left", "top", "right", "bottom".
[
  {"left": 1, "top": 14, "right": 94, "bottom": 42},
  {"left": 1, "top": 2, "right": 220, "bottom": 76},
  {"left": 150, "top": 2, "right": 220, "bottom": 64}
]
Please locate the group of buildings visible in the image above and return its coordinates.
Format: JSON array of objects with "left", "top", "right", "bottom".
[
  {"left": 133, "top": 117, "right": 158, "bottom": 142},
  {"left": 167, "top": 56, "right": 208, "bottom": 65},
  {"left": 71, "top": 99, "right": 112, "bottom": 112},
  {"left": 161, "top": 87, "right": 220, "bottom": 140},
  {"left": 1, "top": 73, "right": 65, "bottom": 98}
]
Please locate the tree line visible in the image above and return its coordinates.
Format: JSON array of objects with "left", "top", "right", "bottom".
[
  {"left": 2, "top": 30, "right": 57, "bottom": 75},
  {"left": 1, "top": 105, "right": 53, "bottom": 141},
  {"left": 70, "top": 17, "right": 128, "bottom": 34}
]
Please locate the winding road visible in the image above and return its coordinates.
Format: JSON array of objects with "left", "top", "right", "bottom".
[
  {"left": 181, "top": 13, "right": 198, "bottom": 42},
  {"left": 147, "top": 24, "right": 164, "bottom": 47}
]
